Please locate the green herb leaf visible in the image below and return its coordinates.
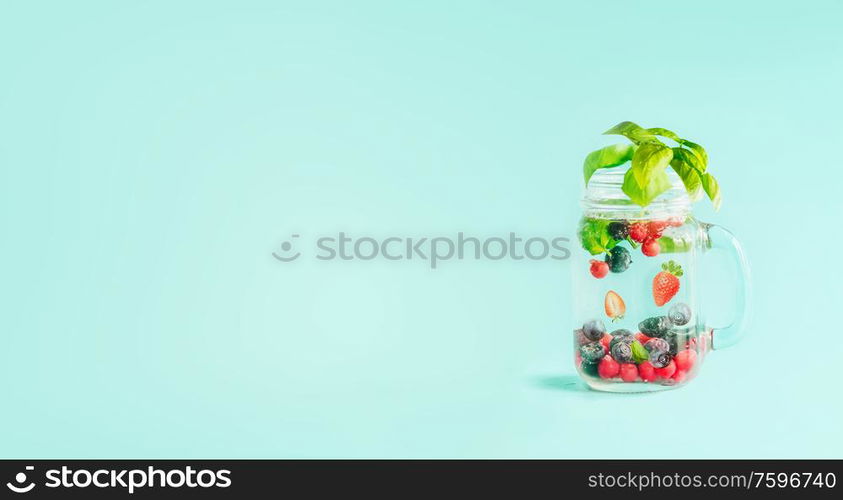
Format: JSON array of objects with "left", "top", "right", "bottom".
[
  {"left": 646, "top": 127, "right": 681, "bottom": 141},
  {"left": 631, "top": 340, "right": 649, "bottom": 364},
  {"left": 700, "top": 173, "right": 722, "bottom": 210},
  {"left": 657, "top": 235, "right": 693, "bottom": 253},
  {"left": 578, "top": 219, "right": 617, "bottom": 255},
  {"left": 670, "top": 148, "right": 704, "bottom": 201},
  {"left": 622, "top": 166, "right": 672, "bottom": 207},
  {"left": 583, "top": 143, "right": 636, "bottom": 184},
  {"left": 603, "top": 121, "right": 657, "bottom": 144},
  {"left": 631, "top": 142, "right": 673, "bottom": 185},
  {"left": 678, "top": 139, "right": 708, "bottom": 169}
]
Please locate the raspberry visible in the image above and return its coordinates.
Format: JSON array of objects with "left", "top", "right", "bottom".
[
  {"left": 647, "top": 220, "right": 668, "bottom": 239},
  {"left": 600, "top": 334, "right": 612, "bottom": 353},
  {"left": 619, "top": 363, "right": 638, "bottom": 382},
  {"left": 641, "top": 237, "right": 660, "bottom": 257},
  {"left": 635, "top": 332, "right": 652, "bottom": 345},
  {"left": 654, "top": 359, "right": 676, "bottom": 379},
  {"left": 628, "top": 223, "right": 649, "bottom": 243},
  {"left": 638, "top": 361, "right": 656, "bottom": 382},
  {"left": 589, "top": 259, "right": 609, "bottom": 279},
  {"left": 674, "top": 349, "right": 697, "bottom": 372},
  {"left": 598, "top": 355, "right": 620, "bottom": 379}
]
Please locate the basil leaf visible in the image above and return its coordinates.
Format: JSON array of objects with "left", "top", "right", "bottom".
[
  {"left": 678, "top": 139, "right": 708, "bottom": 169},
  {"left": 647, "top": 127, "right": 680, "bottom": 141},
  {"left": 582, "top": 143, "right": 636, "bottom": 184},
  {"left": 630, "top": 142, "right": 673, "bottom": 186},
  {"left": 603, "top": 121, "right": 657, "bottom": 144},
  {"left": 578, "top": 219, "right": 616, "bottom": 255},
  {"left": 622, "top": 165, "right": 672, "bottom": 207},
  {"left": 670, "top": 157, "right": 703, "bottom": 201},
  {"left": 700, "top": 173, "right": 722, "bottom": 210},
  {"left": 657, "top": 235, "right": 694, "bottom": 253},
  {"left": 631, "top": 340, "right": 649, "bottom": 364}
]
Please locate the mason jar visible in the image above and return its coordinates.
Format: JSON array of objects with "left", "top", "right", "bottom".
[{"left": 572, "top": 165, "right": 750, "bottom": 392}]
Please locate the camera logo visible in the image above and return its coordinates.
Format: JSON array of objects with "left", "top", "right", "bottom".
[
  {"left": 272, "top": 234, "right": 301, "bottom": 262},
  {"left": 6, "top": 466, "right": 35, "bottom": 493}
]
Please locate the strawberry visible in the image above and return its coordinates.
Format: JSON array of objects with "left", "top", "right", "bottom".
[
  {"left": 589, "top": 259, "right": 609, "bottom": 278},
  {"left": 604, "top": 290, "right": 626, "bottom": 321},
  {"left": 652, "top": 260, "right": 683, "bottom": 306},
  {"left": 628, "top": 222, "right": 649, "bottom": 243}
]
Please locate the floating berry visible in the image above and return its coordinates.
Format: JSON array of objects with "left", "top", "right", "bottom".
[
  {"left": 598, "top": 355, "right": 620, "bottom": 379},
  {"left": 619, "top": 363, "right": 638, "bottom": 382},
  {"left": 589, "top": 259, "right": 609, "bottom": 279},
  {"left": 652, "top": 260, "right": 683, "bottom": 306},
  {"left": 645, "top": 338, "right": 672, "bottom": 368},
  {"left": 609, "top": 329, "right": 633, "bottom": 348},
  {"left": 604, "top": 246, "right": 632, "bottom": 273},
  {"left": 607, "top": 221, "right": 629, "bottom": 240},
  {"left": 581, "top": 361, "right": 600, "bottom": 378},
  {"left": 610, "top": 338, "right": 635, "bottom": 364},
  {"left": 647, "top": 220, "right": 669, "bottom": 239},
  {"left": 638, "top": 316, "right": 672, "bottom": 338},
  {"left": 674, "top": 349, "right": 697, "bottom": 372},
  {"left": 641, "top": 238, "right": 661, "bottom": 257},
  {"left": 604, "top": 291, "right": 626, "bottom": 321},
  {"left": 580, "top": 342, "right": 606, "bottom": 363},
  {"left": 635, "top": 332, "right": 652, "bottom": 345},
  {"left": 629, "top": 222, "right": 649, "bottom": 243},
  {"left": 668, "top": 303, "right": 691, "bottom": 326},
  {"left": 582, "top": 319, "right": 607, "bottom": 342},
  {"left": 638, "top": 361, "right": 656, "bottom": 382},
  {"left": 654, "top": 359, "right": 676, "bottom": 379}
]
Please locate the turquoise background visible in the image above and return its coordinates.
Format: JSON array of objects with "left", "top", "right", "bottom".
[{"left": 2, "top": 1, "right": 841, "bottom": 458}]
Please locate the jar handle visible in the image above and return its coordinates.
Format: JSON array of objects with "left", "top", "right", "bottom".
[{"left": 702, "top": 223, "right": 752, "bottom": 350}]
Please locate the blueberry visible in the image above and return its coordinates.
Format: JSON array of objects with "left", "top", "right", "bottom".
[
  {"left": 604, "top": 246, "right": 632, "bottom": 273},
  {"left": 644, "top": 338, "right": 671, "bottom": 367},
  {"left": 668, "top": 303, "right": 692, "bottom": 326},
  {"left": 610, "top": 338, "right": 635, "bottom": 363},
  {"left": 581, "top": 360, "right": 600, "bottom": 378},
  {"left": 580, "top": 342, "right": 605, "bottom": 363},
  {"left": 651, "top": 352, "right": 673, "bottom": 369},
  {"left": 607, "top": 221, "right": 629, "bottom": 240},
  {"left": 582, "top": 319, "right": 606, "bottom": 342},
  {"left": 663, "top": 329, "right": 691, "bottom": 355},
  {"left": 609, "top": 329, "right": 633, "bottom": 349},
  {"left": 638, "top": 316, "right": 672, "bottom": 338}
]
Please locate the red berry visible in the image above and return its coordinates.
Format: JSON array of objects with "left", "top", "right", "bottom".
[
  {"left": 629, "top": 223, "right": 649, "bottom": 243},
  {"left": 654, "top": 359, "right": 676, "bottom": 379},
  {"left": 598, "top": 355, "right": 620, "bottom": 379},
  {"left": 600, "top": 334, "right": 612, "bottom": 352},
  {"left": 672, "top": 370, "right": 687, "bottom": 383},
  {"left": 641, "top": 238, "right": 661, "bottom": 257},
  {"left": 635, "top": 332, "right": 652, "bottom": 345},
  {"left": 619, "top": 363, "right": 638, "bottom": 382},
  {"left": 589, "top": 259, "right": 609, "bottom": 279},
  {"left": 647, "top": 221, "right": 668, "bottom": 238},
  {"left": 638, "top": 361, "right": 656, "bottom": 382},
  {"left": 674, "top": 349, "right": 697, "bottom": 372}
]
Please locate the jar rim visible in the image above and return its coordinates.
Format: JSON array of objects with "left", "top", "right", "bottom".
[{"left": 581, "top": 165, "right": 691, "bottom": 219}]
